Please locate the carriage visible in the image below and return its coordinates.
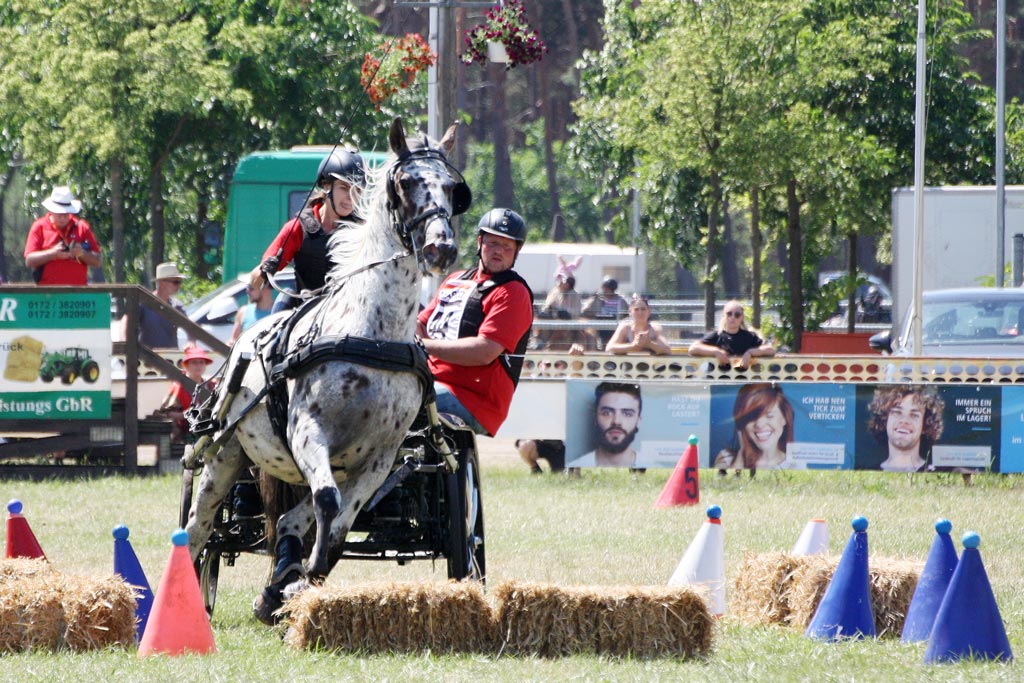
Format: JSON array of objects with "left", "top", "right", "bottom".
[
  {"left": 178, "top": 408, "right": 485, "bottom": 615},
  {"left": 178, "top": 118, "right": 487, "bottom": 620}
]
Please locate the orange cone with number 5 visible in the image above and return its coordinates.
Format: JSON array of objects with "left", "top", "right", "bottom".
[{"left": 656, "top": 435, "right": 700, "bottom": 507}]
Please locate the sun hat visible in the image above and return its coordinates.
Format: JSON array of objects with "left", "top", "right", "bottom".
[
  {"left": 41, "top": 186, "right": 82, "bottom": 215},
  {"left": 154, "top": 262, "right": 185, "bottom": 282},
  {"left": 182, "top": 346, "right": 214, "bottom": 365}
]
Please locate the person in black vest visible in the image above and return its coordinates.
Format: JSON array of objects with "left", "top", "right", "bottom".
[
  {"left": 250, "top": 149, "right": 366, "bottom": 310},
  {"left": 417, "top": 209, "right": 534, "bottom": 436}
]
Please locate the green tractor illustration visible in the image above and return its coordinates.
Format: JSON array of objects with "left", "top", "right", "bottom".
[{"left": 39, "top": 347, "right": 100, "bottom": 385}]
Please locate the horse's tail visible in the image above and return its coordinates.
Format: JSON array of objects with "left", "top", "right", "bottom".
[{"left": 259, "top": 470, "right": 307, "bottom": 579}]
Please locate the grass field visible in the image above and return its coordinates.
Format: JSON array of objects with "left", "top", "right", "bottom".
[{"left": 1, "top": 437, "right": 1023, "bottom": 682}]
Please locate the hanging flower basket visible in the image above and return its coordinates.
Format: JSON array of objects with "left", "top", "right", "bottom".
[
  {"left": 462, "top": 0, "right": 548, "bottom": 70},
  {"left": 361, "top": 33, "right": 437, "bottom": 107}
]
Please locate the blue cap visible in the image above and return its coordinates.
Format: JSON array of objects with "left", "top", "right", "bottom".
[
  {"left": 962, "top": 531, "right": 980, "bottom": 550},
  {"left": 707, "top": 505, "right": 722, "bottom": 520},
  {"left": 935, "top": 518, "right": 952, "bottom": 535},
  {"left": 688, "top": 434, "right": 699, "bottom": 445},
  {"left": 171, "top": 529, "right": 189, "bottom": 547},
  {"left": 113, "top": 524, "right": 130, "bottom": 541},
  {"left": 7, "top": 499, "right": 22, "bottom": 515},
  {"left": 852, "top": 516, "right": 868, "bottom": 532}
]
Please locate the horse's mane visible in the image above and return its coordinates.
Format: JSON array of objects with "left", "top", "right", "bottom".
[
  {"left": 324, "top": 129, "right": 448, "bottom": 287},
  {"left": 324, "top": 158, "right": 392, "bottom": 286}
]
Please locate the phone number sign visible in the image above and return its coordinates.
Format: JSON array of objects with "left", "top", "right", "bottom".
[{"left": 0, "top": 292, "right": 111, "bottom": 419}]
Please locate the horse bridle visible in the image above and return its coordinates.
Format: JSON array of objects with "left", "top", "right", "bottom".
[{"left": 386, "top": 147, "right": 472, "bottom": 250}]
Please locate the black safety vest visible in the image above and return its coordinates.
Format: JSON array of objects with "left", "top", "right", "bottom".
[
  {"left": 430, "top": 268, "right": 533, "bottom": 386},
  {"left": 292, "top": 208, "right": 330, "bottom": 292}
]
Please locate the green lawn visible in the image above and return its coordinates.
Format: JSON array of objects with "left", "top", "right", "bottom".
[{"left": 1, "top": 458, "right": 1022, "bottom": 682}]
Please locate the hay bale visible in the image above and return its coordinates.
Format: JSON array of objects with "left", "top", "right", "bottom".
[
  {"left": 60, "top": 575, "right": 137, "bottom": 650},
  {"left": 731, "top": 551, "right": 806, "bottom": 626},
  {"left": 738, "top": 553, "right": 921, "bottom": 637},
  {"left": 493, "top": 581, "right": 714, "bottom": 659},
  {"left": 0, "top": 574, "right": 64, "bottom": 652},
  {"left": 0, "top": 558, "right": 53, "bottom": 582},
  {"left": 284, "top": 581, "right": 495, "bottom": 653},
  {"left": 0, "top": 571, "right": 136, "bottom": 653}
]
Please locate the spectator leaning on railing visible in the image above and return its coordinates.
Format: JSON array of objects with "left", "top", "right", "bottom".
[{"left": 688, "top": 300, "right": 775, "bottom": 370}]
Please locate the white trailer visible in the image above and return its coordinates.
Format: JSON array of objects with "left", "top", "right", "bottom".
[
  {"left": 513, "top": 242, "right": 646, "bottom": 297},
  {"left": 891, "top": 186, "right": 1024, "bottom": 316}
]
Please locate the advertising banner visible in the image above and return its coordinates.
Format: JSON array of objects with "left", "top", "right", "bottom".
[
  {"left": 565, "top": 379, "right": 1011, "bottom": 473},
  {"left": 0, "top": 292, "right": 112, "bottom": 420}
]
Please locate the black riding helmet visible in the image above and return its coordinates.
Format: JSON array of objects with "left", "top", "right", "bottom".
[
  {"left": 317, "top": 150, "right": 367, "bottom": 189},
  {"left": 477, "top": 208, "right": 527, "bottom": 243}
]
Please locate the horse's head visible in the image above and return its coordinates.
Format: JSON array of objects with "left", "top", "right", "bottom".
[{"left": 385, "top": 117, "right": 467, "bottom": 275}]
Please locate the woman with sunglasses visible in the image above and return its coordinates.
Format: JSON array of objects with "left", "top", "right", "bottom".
[{"left": 688, "top": 301, "right": 775, "bottom": 370}]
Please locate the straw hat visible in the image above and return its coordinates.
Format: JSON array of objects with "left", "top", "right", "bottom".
[
  {"left": 154, "top": 262, "right": 185, "bottom": 282},
  {"left": 41, "top": 186, "right": 82, "bottom": 215}
]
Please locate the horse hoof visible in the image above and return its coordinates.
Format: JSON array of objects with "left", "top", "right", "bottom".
[
  {"left": 282, "top": 577, "right": 312, "bottom": 602},
  {"left": 253, "top": 588, "right": 284, "bottom": 626}
]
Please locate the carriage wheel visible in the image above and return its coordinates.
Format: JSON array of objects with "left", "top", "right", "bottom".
[
  {"left": 195, "top": 547, "right": 221, "bottom": 616},
  {"left": 446, "top": 448, "right": 485, "bottom": 582}
]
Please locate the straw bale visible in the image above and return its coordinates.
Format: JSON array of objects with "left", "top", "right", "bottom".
[
  {"left": 493, "top": 581, "right": 714, "bottom": 659},
  {"left": 0, "top": 574, "right": 64, "bottom": 652},
  {"left": 0, "top": 558, "right": 53, "bottom": 582},
  {"left": 60, "top": 575, "right": 137, "bottom": 650},
  {"left": 284, "top": 581, "right": 495, "bottom": 653},
  {"left": 0, "top": 571, "right": 136, "bottom": 653},
  {"left": 731, "top": 552, "right": 806, "bottom": 626},
  {"left": 737, "top": 553, "right": 921, "bottom": 637}
]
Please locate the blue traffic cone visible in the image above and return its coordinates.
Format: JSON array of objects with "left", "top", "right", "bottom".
[
  {"left": 902, "top": 518, "right": 958, "bottom": 643},
  {"left": 924, "top": 532, "right": 1013, "bottom": 664},
  {"left": 113, "top": 524, "right": 154, "bottom": 641},
  {"left": 805, "top": 516, "right": 875, "bottom": 641}
]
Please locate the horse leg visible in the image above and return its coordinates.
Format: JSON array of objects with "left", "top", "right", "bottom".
[
  {"left": 289, "top": 437, "right": 341, "bottom": 581},
  {"left": 253, "top": 493, "right": 315, "bottom": 625},
  {"left": 186, "top": 435, "right": 246, "bottom": 562}
]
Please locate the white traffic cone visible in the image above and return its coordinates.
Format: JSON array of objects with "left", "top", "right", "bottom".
[
  {"left": 668, "top": 505, "right": 725, "bottom": 617},
  {"left": 792, "top": 519, "right": 829, "bottom": 556}
]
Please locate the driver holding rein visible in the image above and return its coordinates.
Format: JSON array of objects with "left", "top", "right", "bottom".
[
  {"left": 417, "top": 208, "right": 535, "bottom": 436},
  {"left": 249, "top": 149, "right": 366, "bottom": 311}
]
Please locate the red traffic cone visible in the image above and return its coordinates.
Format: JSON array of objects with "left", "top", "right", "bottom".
[
  {"left": 137, "top": 529, "right": 216, "bottom": 657},
  {"left": 668, "top": 504, "right": 726, "bottom": 616},
  {"left": 655, "top": 434, "right": 700, "bottom": 508},
  {"left": 5, "top": 499, "right": 47, "bottom": 560}
]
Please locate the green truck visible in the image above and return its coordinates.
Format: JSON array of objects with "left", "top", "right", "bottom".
[{"left": 221, "top": 147, "right": 389, "bottom": 280}]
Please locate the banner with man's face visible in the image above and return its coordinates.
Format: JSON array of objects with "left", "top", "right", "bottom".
[{"left": 564, "top": 380, "right": 1003, "bottom": 472}]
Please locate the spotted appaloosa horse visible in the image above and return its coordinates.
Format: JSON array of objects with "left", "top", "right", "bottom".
[{"left": 184, "top": 118, "right": 465, "bottom": 622}]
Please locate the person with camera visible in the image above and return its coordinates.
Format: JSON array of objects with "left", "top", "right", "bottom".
[{"left": 24, "top": 186, "right": 101, "bottom": 285}]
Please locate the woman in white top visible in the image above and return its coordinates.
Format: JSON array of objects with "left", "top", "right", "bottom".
[{"left": 604, "top": 295, "right": 672, "bottom": 356}]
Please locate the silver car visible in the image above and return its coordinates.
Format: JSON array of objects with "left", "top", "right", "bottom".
[
  {"left": 180, "top": 268, "right": 295, "bottom": 346},
  {"left": 870, "top": 287, "right": 1024, "bottom": 357}
]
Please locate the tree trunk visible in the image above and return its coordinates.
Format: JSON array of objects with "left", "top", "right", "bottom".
[
  {"left": 750, "top": 186, "right": 763, "bottom": 328},
  {"left": 721, "top": 198, "right": 739, "bottom": 298},
  {"left": 559, "top": 0, "right": 581, "bottom": 89},
  {"left": 196, "top": 197, "right": 209, "bottom": 281},
  {"left": 0, "top": 162, "right": 14, "bottom": 283},
  {"left": 538, "top": 44, "right": 564, "bottom": 240},
  {"left": 489, "top": 63, "right": 515, "bottom": 208},
  {"left": 846, "top": 231, "right": 858, "bottom": 333},
  {"left": 786, "top": 179, "right": 803, "bottom": 352},
  {"left": 110, "top": 156, "right": 126, "bottom": 283},
  {"left": 149, "top": 157, "right": 165, "bottom": 269},
  {"left": 703, "top": 169, "right": 722, "bottom": 331}
]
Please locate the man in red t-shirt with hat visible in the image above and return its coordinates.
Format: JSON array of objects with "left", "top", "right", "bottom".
[{"left": 24, "top": 186, "right": 102, "bottom": 285}]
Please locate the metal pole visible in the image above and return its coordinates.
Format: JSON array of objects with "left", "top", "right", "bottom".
[
  {"left": 1014, "top": 233, "right": 1023, "bottom": 286},
  {"left": 911, "top": 0, "right": 927, "bottom": 355},
  {"left": 996, "top": 0, "right": 1006, "bottom": 286}
]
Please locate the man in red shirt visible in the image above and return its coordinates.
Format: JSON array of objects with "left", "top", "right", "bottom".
[
  {"left": 24, "top": 186, "right": 102, "bottom": 285},
  {"left": 417, "top": 208, "right": 534, "bottom": 436}
]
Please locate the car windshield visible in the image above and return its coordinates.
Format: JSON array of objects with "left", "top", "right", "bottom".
[{"left": 919, "top": 298, "right": 1024, "bottom": 346}]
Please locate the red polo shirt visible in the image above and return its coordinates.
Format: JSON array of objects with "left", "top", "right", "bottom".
[{"left": 24, "top": 214, "right": 101, "bottom": 285}]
